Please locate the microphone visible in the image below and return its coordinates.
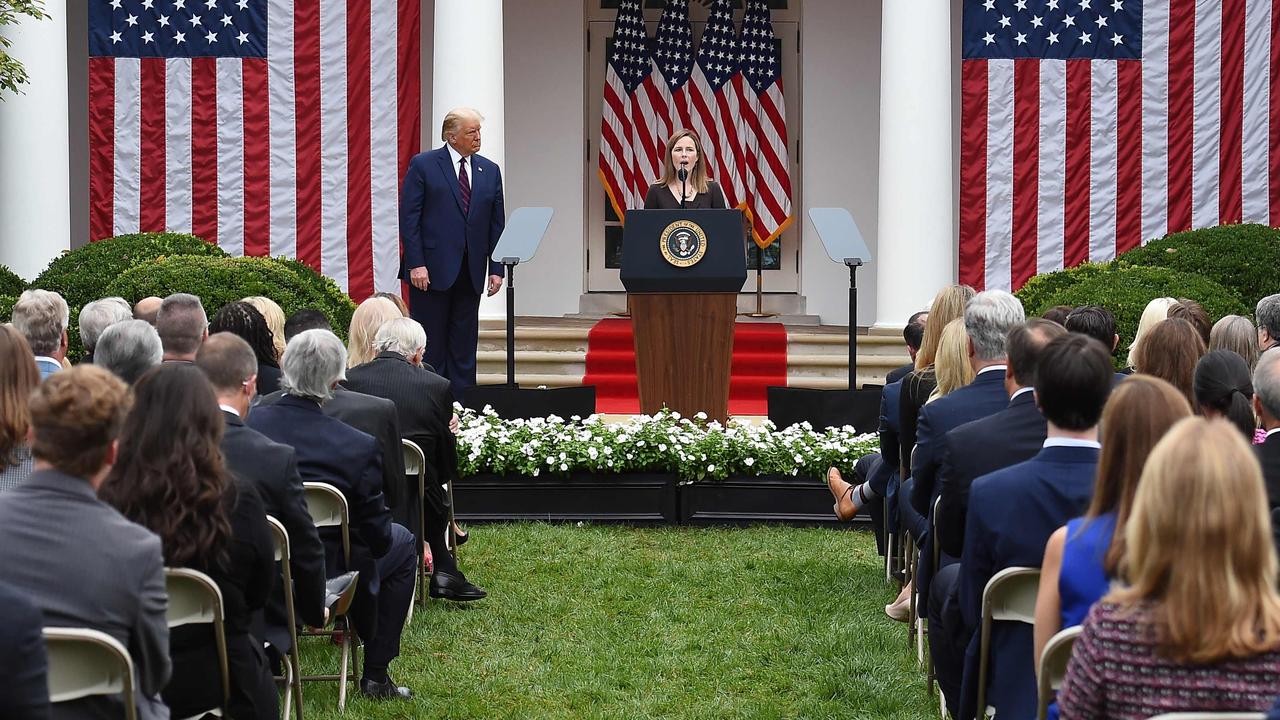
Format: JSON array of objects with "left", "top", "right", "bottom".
[{"left": 678, "top": 161, "right": 689, "bottom": 209}]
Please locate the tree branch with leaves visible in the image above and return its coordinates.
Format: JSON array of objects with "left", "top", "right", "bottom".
[{"left": 0, "top": 0, "right": 50, "bottom": 98}]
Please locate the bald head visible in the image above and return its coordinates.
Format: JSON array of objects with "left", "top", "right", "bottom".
[
  {"left": 196, "top": 332, "right": 259, "bottom": 415},
  {"left": 133, "top": 296, "right": 163, "bottom": 325}
]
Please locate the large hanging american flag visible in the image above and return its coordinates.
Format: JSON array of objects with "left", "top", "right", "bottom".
[
  {"left": 87, "top": 0, "right": 420, "bottom": 301},
  {"left": 962, "top": 0, "right": 1276, "bottom": 292},
  {"left": 601, "top": 0, "right": 793, "bottom": 249}
]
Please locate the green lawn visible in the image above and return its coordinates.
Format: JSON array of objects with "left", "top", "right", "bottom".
[{"left": 299, "top": 524, "right": 938, "bottom": 719}]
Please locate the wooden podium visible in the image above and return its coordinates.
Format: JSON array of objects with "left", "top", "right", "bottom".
[{"left": 621, "top": 209, "right": 748, "bottom": 422}]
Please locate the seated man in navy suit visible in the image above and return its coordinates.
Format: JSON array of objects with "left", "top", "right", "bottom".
[
  {"left": 248, "top": 330, "right": 418, "bottom": 701},
  {"left": 1064, "top": 304, "right": 1129, "bottom": 384},
  {"left": 909, "top": 290, "right": 1026, "bottom": 615},
  {"left": 944, "top": 334, "right": 1113, "bottom": 719}
]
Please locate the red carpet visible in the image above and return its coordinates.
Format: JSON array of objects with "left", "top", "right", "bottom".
[{"left": 583, "top": 318, "right": 788, "bottom": 415}]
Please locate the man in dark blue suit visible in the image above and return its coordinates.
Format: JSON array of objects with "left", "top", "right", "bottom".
[
  {"left": 248, "top": 329, "right": 418, "bottom": 701},
  {"left": 399, "top": 107, "right": 506, "bottom": 401},
  {"left": 947, "top": 334, "right": 1113, "bottom": 720},
  {"left": 908, "top": 290, "right": 1025, "bottom": 615}
]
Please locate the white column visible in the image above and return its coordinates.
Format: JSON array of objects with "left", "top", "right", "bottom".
[
  {"left": 874, "top": 0, "right": 954, "bottom": 328},
  {"left": 432, "top": 0, "right": 506, "bottom": 320},
  {"left": 0, "top": 0, "right": 70, "bottom": 283}
]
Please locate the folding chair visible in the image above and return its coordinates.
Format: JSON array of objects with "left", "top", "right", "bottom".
[
  {"left": 164, "top": 567, "right": 229, "bottom": 719},
  {"left": 1036, "top": 625, "right": 1081, "bottom": 720},
  {"left": 926, "top": 495, "right": 943, "bottom": 698},
  {"left": 43, "top": 627, "right": 138, "bottom": 720},
  {"left": 975, "top": 566, "right": 1041, "bottom": 718},
  {"left": 301, "top": 482, "right": 362, "bottom": 711},
  {"left": 402, "top": 438, "right": 432, "bottom": 608},
  {"left": 1146, "top": 715, "right": 1267, "bottom": 719},
  {"left": 266, "top": 515, "right": 304, "bottom": 720}
]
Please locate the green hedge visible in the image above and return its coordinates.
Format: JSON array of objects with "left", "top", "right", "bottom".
[
  {"left": 0, "top": 265, "right": 25, "bottom": 297},
  {"left": 1115, "top": 223, "right": 1280, "bottom": 308},
  {"left": 106, "top": 255, "right": 356, "bottom": 340},
  {"left": 30, "top": 233, "right": 228, "bottom": 359},
  {"left": 1020, "top": 265, "right": 1249, "bottom": 367},
  {"left": 0, "top": 295, "right": 14, "bottom": 324},
  {"left": 270, "top": 257, "right": 356, "bottom": 338},
  {"left": 1013, "top": 261, "right": 1111, "bottom": 318}
]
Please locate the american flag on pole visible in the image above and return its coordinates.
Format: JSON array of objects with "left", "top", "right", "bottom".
[
  {"left": 739, "top": 0, "right": 794, "bottom": 248},
  {"left": 599, "top": 0, "right": 666, "bottom": 218},
  {"left": 961, "top": 0, "right": 1276, "bottom": 292},
  {"left": 652, "top": 0, "right": 694, "bottom": 142},
  {"left": 87, "top": 0, "right": 421, "bottom": 301},
  {"left": 689, "top": 0, "right": 748, "bottom": 211}
]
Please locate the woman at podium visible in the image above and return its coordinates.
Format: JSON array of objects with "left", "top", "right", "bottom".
[{"left": 644, "top": 130, "right": 728, "bottom": 210}]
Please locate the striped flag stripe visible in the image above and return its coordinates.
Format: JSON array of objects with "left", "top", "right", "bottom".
[
  {"left": 139, "top": 58, "right": 167, "bottom": 232},
  {"left": 1242, "top": 0, "right": 1272, "bottom": 224},
  {"left": 88, "top": 58, "right": 115, "bottom": 243},
  {"left": 165, "top": 59, "right": 193, "bottom": 234},
  {"left": 1115, "top": 60, "right": 1144, "bottom": 255},
  {"left": 242, "top": 60, "right": 271, "bottom": 257},
  {"left": 1037, "top": 59, "right": 1066, "bottom": 276},
  {"left": 1221, "top": 0, "right": 1246, "bottom": 224},
  {"left": 1089, "top": 60, "right": 1118, "bottom": 265},
  {"left": 1012, "top": 59, "right": 1039, "bottom": 291},
  {"left": 114, "top": 59, "right": 142, "bottom": 238},
  {"left": 215, "top": 57, "right": 245, "bottom": 257}
]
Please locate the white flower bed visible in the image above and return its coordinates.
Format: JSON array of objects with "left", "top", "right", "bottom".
[{"left": 456, "top": 406, "right": 879, "bottom": 483}]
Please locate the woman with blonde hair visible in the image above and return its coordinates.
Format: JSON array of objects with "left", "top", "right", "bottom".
[
  {"left": 346, "top": 296, "right": 403, "bottom": 368},
  {"left": 643, "top": 130, "right": 727, "bottom": 209},
  {"left": 241, "top": 296, "right": 286, "bottom": 362},
  {"left": 1125, "top": 296, "right": 1178, "bottom": 369},
  {"left": 927, "top": 318, "right": 975, "bottom": 402},
  {"left": 1057, "top": 418, "right": 1280, "bottom": 718},
  {"left": 0, "top": 326, "right": 40, "bottom": 493},
  {"left": 1033, "top": 376, "right": 1191, "bottom": 685}
]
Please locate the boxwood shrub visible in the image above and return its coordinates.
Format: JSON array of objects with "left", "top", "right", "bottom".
[
  {"left": 1019, "top": 265, "right": 1249, "bottom": 368},
  {"left": 1013, "top": 261, "right": 1111, "bottom": 316},
  {"left": 106, "top": 255, "right": 356, "bottom": 340},
  {"left": 0, "top": 295, "right": 14, "bottom": 324},
  {"left": 0, "top": 265, "right": 25, "bottom": 297},
  {"left": 1115, "top": 224, "right": 1280, "bottom": 308}
]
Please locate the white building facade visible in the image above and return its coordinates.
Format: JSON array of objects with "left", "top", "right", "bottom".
[{"left": 0, "top": 0, "right": 961, "bottom": 328}]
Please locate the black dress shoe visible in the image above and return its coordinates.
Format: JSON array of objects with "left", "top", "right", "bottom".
[
  {"left": 359, "top": 676, "right": 413, "bottom": 700},
  {"left": 429, "top": 570, "right": 487, "bottom": 601}
]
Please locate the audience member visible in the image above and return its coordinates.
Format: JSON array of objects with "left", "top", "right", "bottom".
[
  {"left": 99, "top": 364, "right": 277, "bottom": 719},
  {"left": 1063, "top": 304, "right": 1119, "bottom": 357},
  {"left": 1167, "top": 297, "right": 1212, "bottom": 346},
  {"left": 284, "top": 308, "right": 332, "bottom": 339},
  {"left": 0, "top": 580, "right": 49, "bottom": 719},
  {"left": 936, "top": 319, "right": 1066, "bottom": 560},
  {"left": 156, "top": 292, "right": 208, "bottom": 362},
  {"left": 77, "top": 296, "right": 132, "bottom": 363},
  {"left": 1258, "top": 293, "right": 1280, "bottom": 356},
  {"left": 1126, "top": 296, "right": 1177, "bottom": 369},
  {"left": 1041, "top": 305, "right": 1073, "bottom": 326},
  {"left": 946, "top": 333, "right": 1113, "bottom": 719},
  {"left": 0, "top": 366, "right": 169, "bottom": 720},
  {"left": 373, "top": 291, "right": 411, "bottom": 319},
  {"left": 928, "top": 318, "right": 976, "bottom": 401},
  {"left": 1033, "top": 377, "right": 1190, "bottom": 702},
  {"left": 248, "top": 330, "right": 419, "bottom": 700},
  {"left": 11, "top": 289, "right": 69, "bottom": 379},
  {"left": 1210, "top": 314, "right": 1261, "bottom": 370},
  {"left": 345, "top": 317, "right": 487, "bottom": 600},
  {"left": 241, "top": 295, "right": 287, "bottom": 362},
  {"left": 909, "top": 291, "right": 1025, "bottom": 622},
  {"left": 196, "top": 334, "right": 328, "bottom": 660},
  {"left": 347, "top": 296, "right": 403, "bottom": 369},
  {"left": 0, "top": 327, "right": 38, "bottom": 494},
  {"left": 210, "top": 302, "right": 282, "bottom": 395},
  {"left": 1252, "top": 350, "right": 1280, "bottom": 555},
  {"left": 133, "top": 295, "right": 163, "bottom": 324},
  {"left": 1057, "top": 418, "right": 1280, "bottom": 718},
  {"left": 94, "top": 319, "right": 163, "bottom": 384},
  {"left": 1194, "top": 349, "right": 1257, "bottom": 440},
  {"left": 1133, "top": 316, "right": 1206, "bottom": 407},
  {"left": 886, "top": 310, "right": 928, "bottom": 385}
]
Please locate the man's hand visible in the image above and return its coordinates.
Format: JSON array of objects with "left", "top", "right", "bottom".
[
  {"left": 487, "top": 274, "right": 503, "bottom": 297},
  {"left": 450, "top": 413, "right": 460, "bottom": 435},
  {"left": 409, "top": 266, "right": 430, "bottom": 292}
]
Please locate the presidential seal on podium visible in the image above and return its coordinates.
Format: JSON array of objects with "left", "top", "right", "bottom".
[{"left": 659, "top": 219, "right": 708, "bottom": 268}]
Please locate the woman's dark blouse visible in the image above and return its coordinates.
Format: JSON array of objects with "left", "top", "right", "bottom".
[
  {"left": 643, "top": 180, "right": 728, "bottom": 210},
  {"left": 898, "top": 369, "right": 938, "bottom": 478}
]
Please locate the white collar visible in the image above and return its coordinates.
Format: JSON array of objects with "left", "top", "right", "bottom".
[
  {"left": 1044, "top": 437, "right": 1101, "bottom": 449},
  {"left": 446, "top": 144, "right": 468, "bottom": 168},
  {"left": 976, "top": 364, "right": 1007, "bottom": 376},
  {"left": 219, "top": 404, "right": 241, "bottom": 418},
  {"left": 1010, "top": 386, "right": 1035, "bottom": 401},
  {"left": 33, "top": 356, "right": 60, "bottom": 366},
  {"left": 1266, "top": 427, "right": 1280, "bottom": 439}
]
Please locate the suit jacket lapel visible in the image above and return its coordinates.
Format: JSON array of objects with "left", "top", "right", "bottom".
[{"left": 435, "top": 148, "right": 466, "bottom": 214}]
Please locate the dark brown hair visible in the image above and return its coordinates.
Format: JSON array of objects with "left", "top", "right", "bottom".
[
  {"left": 29, "top": 365, "right": 131, "bottom": 479},
  {"left": 372, "top": 292, "right": 410, "bottom": 318},
  {"left": 1005, "top": 319, "right": 1067, "bottom": 388},
  {"left": 0, "top": 326, "right": 39, "bottom": 469},
  {"left": 1134, "top": 317, "right": 1207, "bottom": 407},
  {"left": 99, "top": 364, "right": 233, "bottom": 568},
  {"left": 1086, "top": 375, "right": 1192, "bottom": 576},
  {"left": 1168, "top": 298, "right": 1212, "bottom": 347}
]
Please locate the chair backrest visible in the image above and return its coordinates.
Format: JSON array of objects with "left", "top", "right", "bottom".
[
  {"left": 164, "top": 567, "right": 230, "bottom": 708},
  {"left": 1036, "top": 625, "right": 1082, "bottom": 720},
  {"left": 303, "top": 481, "right": 351, "bottom": 568},
  {"left": 1147, "top": 714, "right": 1267, "bottom": 719},
  {"left": 402, "top": 438, "right": 426, "bottom": 480},
  {"left": 976, "top": 566, "right": 1041, "bottom": 717},
  {"left": 43, "top": 627, "right": 138, "bottom": 720},
  {"left": 1152, "top": 707, "right": 1269, "bottom": 712}
]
